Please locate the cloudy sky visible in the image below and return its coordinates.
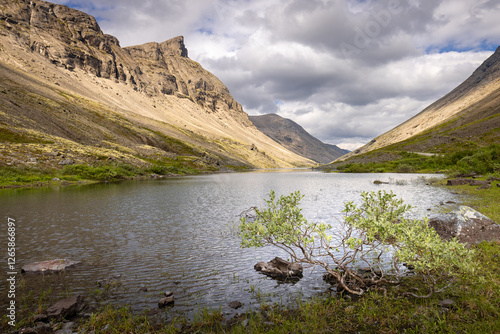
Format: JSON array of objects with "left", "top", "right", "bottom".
[{"left": 51, "top": 0, "right": 500, "bottom": 150}]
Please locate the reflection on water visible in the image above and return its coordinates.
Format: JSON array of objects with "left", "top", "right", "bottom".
[{"left": 0, "top": 171, "right": 461, "bottom": 318}]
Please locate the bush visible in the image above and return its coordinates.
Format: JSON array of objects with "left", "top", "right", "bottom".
[{"left": 239, "top": 190, "right": 477, "bottom": 297}]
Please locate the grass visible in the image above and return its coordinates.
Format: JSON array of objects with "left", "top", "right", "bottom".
[
  {"left": 9, "top": 238, "right": 495, "bottom": 333},
  {"left": 329, "top": 143, "right": 500, "bottom": 175},
  {"left": 0, "top": 157, "right": 214, "bottom": 188}
]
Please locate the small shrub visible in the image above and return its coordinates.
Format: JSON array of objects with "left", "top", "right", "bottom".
[{"left": 239, "top": 190, "right": 477, "bottom": 297}]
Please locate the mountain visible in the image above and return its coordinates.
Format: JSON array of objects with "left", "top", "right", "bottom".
[
  {"left": 0, "top": 0, "right": 314, "bottom": 171},
  {"left": 337, "top": 47, "right": 500, "bottom": 162},
  {"left": 249, "top": 114, "right": 348, "bottom": 163}
]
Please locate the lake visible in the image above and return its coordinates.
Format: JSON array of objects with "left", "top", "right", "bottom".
[{"left": 0, "top": 170, "right": 461, "bottom": 320}]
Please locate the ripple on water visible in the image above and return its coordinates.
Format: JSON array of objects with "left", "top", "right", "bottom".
[{"left": 0, "top": 172, "right": 461, "bottom": 317}]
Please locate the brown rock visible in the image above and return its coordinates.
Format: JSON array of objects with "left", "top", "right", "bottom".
[{"left": 46, "top": 295, "right": 85, "bottom": 320}]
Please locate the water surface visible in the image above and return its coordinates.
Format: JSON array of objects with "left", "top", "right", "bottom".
[{"left": 0, "top": 171, "right": 460, "bottom": 318}]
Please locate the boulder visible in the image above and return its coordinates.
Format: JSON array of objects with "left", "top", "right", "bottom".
[
  {"left": 429, "top": 206, "right": 500, "bottom": 244},
  {"left": 228, "top": 301, "right": 243, "bottom": 309},
  {"left": 22, "top": 259, "right": 81, "bottom": 273},
  {"left": 158, "top": 295, "right": 174, "bottom": 308},
  {"left": 46, "top": 295, "right": 85, "bottom": 320},
  {"left": 254, "top": 257, "right": 303, "bottom": 279},
  {"left": 446, "top": 179, "right": 473, "bottom": 186}
]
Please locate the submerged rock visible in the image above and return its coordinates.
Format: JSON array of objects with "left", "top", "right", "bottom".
[
  {"left": 429, "top": 206, "right": 500, "bottom": 244},
  {"left": 22, "top": 259, "right": 81, "bottom": 273},
  {"left": 254, "top": 257, "right": 303, "bottom": 279}
]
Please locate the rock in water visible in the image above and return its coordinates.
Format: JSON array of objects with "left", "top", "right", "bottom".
[
  {"left": 254, "top": 257, "right": 303, "bottom": 279},
  {"left": 22, "top": 259, "right": 81, "bottom": 273},
  {"left": 429, "top": 206, "right": 500, "bottom": 244},
  {"left": 158, "top": 295, "right": 175, "bottom": 308},
  {"left": 46, "top": 295, "right": 85, "bottom": 319}
]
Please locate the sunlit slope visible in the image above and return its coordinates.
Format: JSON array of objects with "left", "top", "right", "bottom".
[{"left": 0, "top": 0, "right": 314, "bottom": 169}]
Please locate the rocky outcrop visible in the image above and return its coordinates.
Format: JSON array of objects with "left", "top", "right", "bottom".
[
  {"left": 0, "top": 0, "right": 315, "bottom": 170},
  {"left": 21, "top": 259, "right": 81, "bottom": 273},
  {"left": 429, "top": 206, "right": 500, "bottom": 244},
  {"left": 254, "top": 257, "right": 303, "bottom": 279}
]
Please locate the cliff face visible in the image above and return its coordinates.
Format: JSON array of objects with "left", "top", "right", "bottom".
[
  {"left": 339, "top": 47, "right": 500, "bottom": 160},
  {"left": 0, "top": 0, "right": 313, "bottom": 169},
  {"left": 250, "top": 114, "right": 348, "bottom": 163}
]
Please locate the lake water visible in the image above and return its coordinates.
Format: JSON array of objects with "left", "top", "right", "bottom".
[{"left": 0, "top": 170, "right": 461, "bottom": 320}]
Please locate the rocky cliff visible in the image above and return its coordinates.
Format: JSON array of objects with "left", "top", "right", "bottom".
[
  {"left": 338, "top": 47, "right": 500, "bottom": 161},
  {"left": 0, "top": 0, "right": 313, "bottom": 169},
  {"left": 250, "top": 114, "right": 347, "bottom": 163}
]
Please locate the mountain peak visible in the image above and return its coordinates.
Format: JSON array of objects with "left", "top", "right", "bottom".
[{"left": 159, "top": 36, "right": 188, "bottom": 58}]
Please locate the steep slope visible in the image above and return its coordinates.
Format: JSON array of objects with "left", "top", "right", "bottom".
[
  {"left": 249, "top": 114, "right": 348, "bottom": 163},
  {"left": 338, "top": 47, "right": 500, "bottom": 161},
  {"left": 0, "top": 0, "right": 313, "bottom": 169}
]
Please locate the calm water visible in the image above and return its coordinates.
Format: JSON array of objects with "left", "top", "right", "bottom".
[{"left": 0, "top": 171, "right": 461, "bottom": 319}]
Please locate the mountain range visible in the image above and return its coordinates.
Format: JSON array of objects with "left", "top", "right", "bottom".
[
  {"left": 249, "top": 114, "right": 348, "bottom": 164},
  {"left": 0, "top": 0, "right": 317, "bottom": 171},
  {"left": 333, "top": 46, "right": 500, "bottom": 165}
]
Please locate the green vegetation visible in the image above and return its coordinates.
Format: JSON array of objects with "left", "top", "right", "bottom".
[
  {"left": 240, "top": 191, "right": 476, "bottom": 298},
  {"left": 0, "top": 158, "right": 210, "bottom": 188},
  {"left": 331, "top": 143, "right": 500, "bottom": 174}
]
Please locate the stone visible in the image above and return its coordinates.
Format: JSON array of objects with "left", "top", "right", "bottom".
[
  {"left": 33, "top": 314, "right": 48, "bottom": 322},
  {"left": 158, "top": 295, "right": 174, "bottom": 308},
  {"left": 429, "top": 206, "right": 500, "bottom": 244},
  {"left": 446, "top": 179, "right": 473, "bottom": 186},
  {"left": 164, "top": 291, "right": 174, "bottom": 297},
  {"left": 254, "top": 257, "right": 303, "bottom": 279},
  {"left": 46, "top": 295, "right": 85, "bottom": 320},
  {"left": 58, "top": 159, "right": 74, "bottom": 166},
  {"left": 439, "top": 299, "right": 455, "bottom": 309},
  {"left": 22, "top": 259, "right": 81, "bottom": 273},
  {"left": 477, "top": 184, "right": 491, "bottom": 190},
  {"left": 228, "top": 301, "right": 242, "bottom": 309},
  {"left": 138, "top": 285, "right": 148, "bottom": 292}
]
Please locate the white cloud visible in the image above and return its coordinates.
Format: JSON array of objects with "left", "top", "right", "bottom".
[{"left": 50, "top": 0, "right": 500, "bottom": 149}]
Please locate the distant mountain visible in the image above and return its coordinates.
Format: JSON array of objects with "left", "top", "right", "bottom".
[
  {"left": 337, "top": 47, "right": 500, "bottom": 162},
  {"left": 249, "top": 114, "right": 348, "bottom": 164},
  {"left": 0, "top": 0, "right": 314, "bottom": 170}
]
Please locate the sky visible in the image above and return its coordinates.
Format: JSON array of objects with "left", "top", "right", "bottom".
[{"left": 50, "top": 0, "right": 500, "bottom": 151}]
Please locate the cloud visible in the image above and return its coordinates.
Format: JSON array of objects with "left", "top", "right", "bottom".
[{"left": 50, "top": 0, "right": 500, "bottom": 150}]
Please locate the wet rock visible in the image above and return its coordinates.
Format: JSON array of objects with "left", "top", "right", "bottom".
[
  {"left": 158, "top": 295, "right": 174, "bottom": 308},
  {"left": 46, "top": 295, "right": 85, "bottom": 320},
  {"left": 164, "top": 291, "right": 174, "bottom": 297},
  {"left": 228, "top": 301, "right": 242, "bottom": 309},
  {"left": 138, "top": 285, "right": 148, "bottom": 292},
  {"left": 477, "top": 183, "right": 491, "bottom": 190},
  {"left": 429, "top": 206, "right": 500, "bottom": 244},
  {"left": 254, "top": 257, "right": 303, "bottom": 279},
  {"left": 22, "top": 259, "right": 81, "bottom": 273}
]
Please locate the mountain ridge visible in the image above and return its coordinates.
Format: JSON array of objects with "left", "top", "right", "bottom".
[
  {"left": 0, "top": 0, "right": 314, "bottom": 170},
  {"left": 249, "top": 114, "right": 348, "bottom": 164},
  {"left": 328, "top": 47, "right": 500, "bottom": 163}
]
